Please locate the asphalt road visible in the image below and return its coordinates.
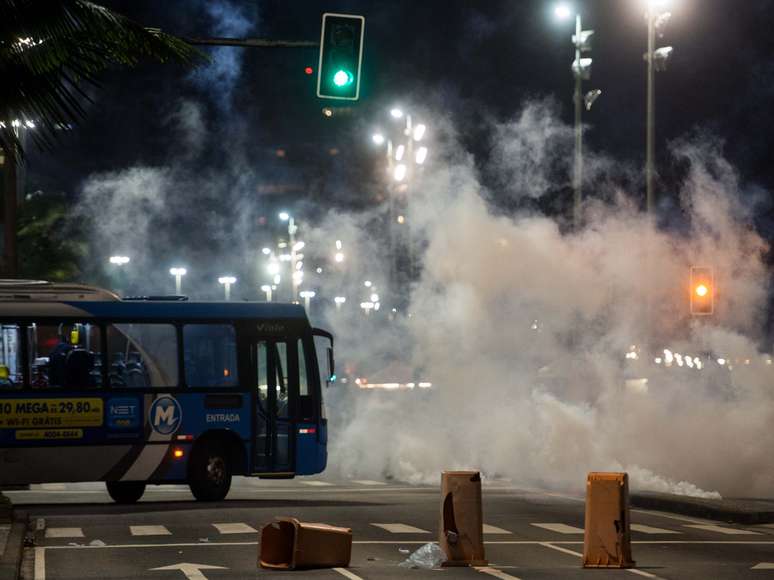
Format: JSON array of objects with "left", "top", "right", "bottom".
[{"left": 6, "top": 477, "right": 774, "bottom": 579}]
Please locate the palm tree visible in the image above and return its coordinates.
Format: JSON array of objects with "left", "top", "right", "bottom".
[{"left": 0, "top": 0, "right": 203, "bottom": 276}]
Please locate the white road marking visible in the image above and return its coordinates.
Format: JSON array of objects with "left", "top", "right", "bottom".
[
  {"left": 685, "top": 524, "right": 761, "bottom": 535},
  {"left": 45, "top": 527, "right": 84, "bottom": 538},
  {"left": 299, "top": 481, "right": 334, "bottom": 486},
  {"left": 474, "top": 566, "right": 522, "bottom": 579},
  {"left": 212, "top": 523, "right": 257, "bottom": 534},
  {"left": 531, "top": 523, "right": 584, "bottom": 534},
  {"left": 483, "top": 524, "right": 512, "bottom": 534},
  {"left": 630, "top": 524, "right": 681, "bottom": 535},
  {"left": 752, "top": 563, "right": 774, "bottom": 569},
  {"left": 351, "top": 480, "right": 387, "bottom": 486},
  {"left": 149, "top": 562, "right": 227, "bottom": 580},
  {"left": 130, "top": 526, "right": 171, "bottom": 537},
  {"left": 371, "top": 523, "right": 431, "bottom": 534},
  {"left": 34, "top": 547, "right": 45, "bottom": 580},
  {"left": 538, "top": 543, "right": 664, "bottom": 579},
  {"left": 333, "top": 568, "right": 365, "bottom": 580}
]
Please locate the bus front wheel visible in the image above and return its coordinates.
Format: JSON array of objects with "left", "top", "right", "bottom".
[
  {"left": 189, "top": 440, "right": 232, "bottom": 501},
  {"left": 106, "top": 481, "right": 146, "bottom": 504}
]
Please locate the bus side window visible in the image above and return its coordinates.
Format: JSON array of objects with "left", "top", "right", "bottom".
[
  {"left": 0, "top": 325, "right": 23, "bottom": 390},
  {"left": 274, "top": 343, "right": 289, "bottom": 419},
  {"left": 108, "top": 324, "right": 177, "bottom": 388},
  {"left": 28, "top": 323, "right": 102, "bottom": 389},
  {"left": 183, "top": 325, "right": 238, "bottom": 388}
]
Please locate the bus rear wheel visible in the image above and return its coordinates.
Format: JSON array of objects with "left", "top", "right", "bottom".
[
  {"left": 106, "top": 481, "right": 146, "bottom": 504},
  {"left": 189, "top": 441, "right": 232, "bottom": 501}
]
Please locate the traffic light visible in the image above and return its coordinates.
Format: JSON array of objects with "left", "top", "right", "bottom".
[
  {"left": 317, "top": 13, "right": 365, "bottom": 101},
  {"left": 690, "top": 267, "right": 714, "bottom": 316}
]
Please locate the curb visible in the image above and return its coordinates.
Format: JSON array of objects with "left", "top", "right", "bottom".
[{"left": 631, "top": 493, "right": 774, "bottom": 525}]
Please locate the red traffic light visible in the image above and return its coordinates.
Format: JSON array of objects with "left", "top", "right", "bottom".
[{"left": 304, "top": 66, "right": 314, "bottom": 75}]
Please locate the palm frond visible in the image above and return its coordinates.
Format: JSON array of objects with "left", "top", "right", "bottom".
[{"left": 0, "top": 0, "right": 205, "bottom": 158}]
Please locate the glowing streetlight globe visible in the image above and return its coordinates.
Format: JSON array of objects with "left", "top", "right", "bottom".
[
  {"left": 695, "top": 284, "right": 709, "bottom": 297},
  {"left": 333, "top": 69, "right": 353, "bottom": 87}
]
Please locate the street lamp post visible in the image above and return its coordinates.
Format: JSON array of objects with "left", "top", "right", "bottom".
[
  {"left": 299, "top": 290, "right": 316, "bottom": 311},
  {"left": 645, "top": 0, "right": 674, "bottom": 216},
  {"left": 169, "top": 267, "right": 187, "bottom": 295},
  {"left": 218, "top": 276, "right": 236, "bottom": 301},
  {"left": 554, "top": 4, "right": 599, "bottom": 229},
  {"left": 279, "top": 212, "right": 300, "bottom": 302},
  {"left": 109, "top": 255, "right": 130, "bottom": 297}
]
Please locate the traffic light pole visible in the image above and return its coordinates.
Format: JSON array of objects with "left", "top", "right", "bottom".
[
  {"left": 573, "top": 14, "right": 583, "bottom": 230},
  {"left": 184, "top": 37, "right": 318, "bottom": 48}
]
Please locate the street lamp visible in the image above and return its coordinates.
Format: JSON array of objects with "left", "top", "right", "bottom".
[
  {"left": 108, "top": 256, "right": 130, "bottom": 297},
  {"left": 218, "top": 276, "right": 236, "bottom": 301},
  {"left": 169, "top": 267, "right": 187, "bottom": 295},
  {"left": 644, "top": 0, "right": 675, "bottom": 216},
  {"left": 300, "top": 290, "right": 316, "bottom": 311},
  {"left": 279, "top": 212, "right": 300, "bottom": 301},
  {"left": 554, "top": 3, "right": 600, "bottom": 229},
  {"left": 261, "top": 284, "right": 272, "bottom": 302},
  {"left": 334, "top": 296, "right": 346, "bottom": 310}
]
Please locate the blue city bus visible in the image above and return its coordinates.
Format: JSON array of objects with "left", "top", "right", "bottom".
[{"left": 0, "top": 282, "right": 334, "bottom": 503}]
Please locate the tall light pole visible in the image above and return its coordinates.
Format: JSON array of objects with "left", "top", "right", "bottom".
[
  {"left": 169, "top": 267, "right": 187, "bottom": 295},
  {"left": 645, "top": 0, "right": 674, "bottom": 216},
  {"left": 554, "top": 4, "right": 599, "bottom": 229},
  {"left": 300, "top": 290, "right": 316, "bottom": 311},
  {"left": 279, "top": 212, "right": 300, "bottom": 302},
  {"left": 109, "top": 255, "right": 130, "bottom": 296},
  {"left": 218, "top": 276, "right": 236, "bottom": 301}
]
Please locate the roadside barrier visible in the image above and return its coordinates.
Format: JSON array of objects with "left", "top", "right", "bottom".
[
  {"left": 259, "top": 517, "right": 352, "bottom": 570},
  {"left": 583, "top": 472, "right": 635, "bottom": 568},
  {"left": 439, "top": 470, "right": 488, "bottom": 567}
]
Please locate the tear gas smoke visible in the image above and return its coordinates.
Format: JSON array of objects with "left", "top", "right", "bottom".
[{"left": 74, "top": 95, "right": 772, "bottom": 498}]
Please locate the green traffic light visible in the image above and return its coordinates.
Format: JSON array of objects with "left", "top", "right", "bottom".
[{"left": 332, "top": 69, "right": 354, "bottom": 87}]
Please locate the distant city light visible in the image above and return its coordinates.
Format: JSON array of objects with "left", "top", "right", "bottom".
[
  {"left": 394, "top": 163, "right": 407, "bottom": 182},
  {"left": 218, "top": 276, "right": 236, "bottom": 285},
  {"left": 262, "top": 247, "right": 271, "bottom": 255},
  {"left": 336, "top": 240, "right": 343, "bottom": 250},
  {"left": 390, "top": 108, "right": 404, "bottom": 119},
  {"left": 279, "top": 212, "right": 290, "bottom": 221},
  {"left": 372, "top": 133, "right": 385, "bottom": 145},
  {"left": 554, "top": 3, "right": 572, "bottom": 19},
  {"left": 109, "top": 256, "right": 130, "bottom": 265},
  {"left": 335, "top": 252, "right": 345, "bottom": 263},
  {"left": 169, "top": 267, "right": 187, "bottom": 276},
  {"left": 415, "top": 146, "right": 428, "bottom": 165},
  {"left": 395, "top": 144, "right": 405, "bottom": 162},
  {"left": 413, "top": 124, "right": 426, "bottom": 141},
  {"left": 364, "top": 280, "right": 372, "bottom": 287}
]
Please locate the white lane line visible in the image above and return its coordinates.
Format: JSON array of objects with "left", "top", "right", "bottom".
[
  {"left": 474, "top": 566, "right": 522, "bottom": 579},
  {"left": 538, "top": 543, "right": 663, "bottom": 579},
  {"left": 371, "top": 523, "right": 431, "bottom": 534},
  {"left": 34, "top": 547, "right": 45, "bottom": 580},
  {"left": 351, "top": 480, "right": 387, "bottom": 486},
  {"left": 129, "top": 526, "right": 171, "bottom": 537},
  {"left": 685, "top": 524, "right": 761, "bottom": 535},
  {"left": 483, "top": 524, "right": 512, "bottom": 534},
  {"left": 531, "top": 523, "right": 584, "bottom": 534},
  {"left": 45, "top": 527, "right": 84, "bottom": 538},
  {"left": 213, "top": 523, "right": 258, "bottom": 534},
  {"left": 631, "top": 524, "right": 681, "bottom": 535},
  {"left": 299, "top": 481, "right": 334, "bottom": 486},
  {"left": 333, "top": 568, "right": 364, "bottom": 580}
]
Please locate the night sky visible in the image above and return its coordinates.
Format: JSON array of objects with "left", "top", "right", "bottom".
[{"left": 25, "top": 0, "right": 774, "bottom": 231}]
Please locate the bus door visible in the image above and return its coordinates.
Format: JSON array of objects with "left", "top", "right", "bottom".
[{"left": 252, "top": 339, "right": 294, "bottom": 473}]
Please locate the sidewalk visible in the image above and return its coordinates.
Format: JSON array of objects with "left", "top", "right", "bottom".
[{"left": 632, "top": 492, "right": 774, "bottom": 525}]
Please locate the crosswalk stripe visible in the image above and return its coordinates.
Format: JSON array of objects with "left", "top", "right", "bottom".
[
  {"left": 300, "top": 481, "right": 334, "bottom": 486},
  {"left": 684, "top": 524, "right": 761, "bottom": 536},
  {"left": 371, "top": 523, "right": 430, "bottom": 534},
  {"left": 213, "top": 523, "right": 258, "bottom": 534},
  {"left": 351, "top": 480, "right": 387, "bottom": 486},
  {"left": 45, "top": 527, "right": 84, "bottom": 538},
  {"left": 531, "top": 523, "right": 584, "bottom": 534},
  {"left": 474, "top": 566, "right": 522, "bottom": 579},
  {"left": 129, "top": 525, "right": 171, "bottom": 537},
  {"left": 483, "top": 524, "right": 512, "bottom": 534},
  {"left": 630, "top": 524, "right": 681, "bottom": 535}
]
